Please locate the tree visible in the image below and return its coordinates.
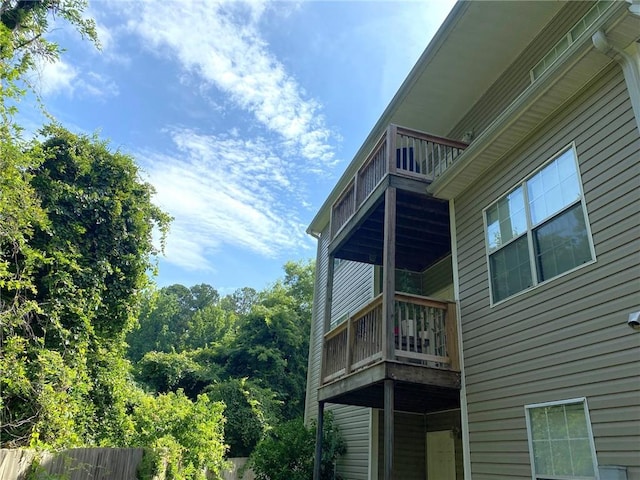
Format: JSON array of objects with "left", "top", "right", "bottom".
[
  {"left": 220, "top": 286, "right": 259, "bottom": 316},
  {"left": 131, "top": 390, "right": 227, "bottom": 480},
  {"left": 205, "top": 378, "right": 281, "bottom": 458},
  {"left": 135, "top": 350, "right": 223, "bottom": 399},
  {"left": 222, "top": 260, "right": 315, "bottom": 420},
  {"left": 1, "top": 0, "right": 98, "bottom": 126},
  {"left": 127, "top": 283, "right": 232, "bottom": 362},
  {"left": 0, "top": 126, "right": 171, "bottom": 447}
]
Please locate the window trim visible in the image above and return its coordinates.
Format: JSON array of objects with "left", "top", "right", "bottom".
[
  {"left": 483, "top": 142, "right": 596, "bottom": 306},
  {"left": 524, "top": 397, "right": 600, "bottom": 480}
]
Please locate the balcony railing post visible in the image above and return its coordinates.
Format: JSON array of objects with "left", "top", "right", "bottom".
[
  {"left": 387, "top": 124, "right": 398, "bottom": 174},
  {"left": 445, "top": 302, "right": 460, "bottom": 371},
  {"left": 382, "top": 187, "right": 397, "bottom": 361}
]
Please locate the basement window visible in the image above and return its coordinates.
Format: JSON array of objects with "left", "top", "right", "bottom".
[{"left": 525, "top": 398, "right": 599, "bottom": 480}]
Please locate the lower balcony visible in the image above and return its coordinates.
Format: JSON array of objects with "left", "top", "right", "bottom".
[{"left": 318, "top": 292, "right": 460, "bottom": 413}]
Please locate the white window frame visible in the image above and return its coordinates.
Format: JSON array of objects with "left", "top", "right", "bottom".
[
  {"left": 483, "top": 142, "right": 596, "bottom": 306},
  {"left": 525, "top": 397, "right": 600, "bottom": 480}
]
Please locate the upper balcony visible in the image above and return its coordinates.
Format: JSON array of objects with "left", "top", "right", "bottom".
[{"left": 329, "top": 125, "right": 467, "bottom": 272}]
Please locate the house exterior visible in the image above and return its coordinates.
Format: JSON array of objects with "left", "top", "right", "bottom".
[{"left": 304, "top": 2, "right": 640, "bottom": 480}]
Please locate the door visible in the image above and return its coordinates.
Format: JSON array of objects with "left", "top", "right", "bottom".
[{"left": 426, "top": 430, "right": 456, "bottom": 480}]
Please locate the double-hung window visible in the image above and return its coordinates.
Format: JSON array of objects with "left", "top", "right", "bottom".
[
  {"left": 525, "top": 398, "right": 599, "bottom": 479},
  {"left": 484, "top": 144, "right": 595, "bottom": 304}
]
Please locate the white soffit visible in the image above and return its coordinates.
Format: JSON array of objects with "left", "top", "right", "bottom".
[{"left": 390, "top": 1, "right": 565, "bottom": 137}]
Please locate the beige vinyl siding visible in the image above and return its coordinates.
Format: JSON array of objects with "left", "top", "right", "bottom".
[
  {"left": 422, "top": 255, "right": 454, "bottom": 300},
  {"left": 377, "top": 412, "right": 426, "bottom": 480},
  {"left": 331, "top": 260, "right": 375, "bottom": 327},
  {"left": 454, "top": 63, "right": 640, "bottom": 480},
  {"left": 329, "top": 405, "right": 371, "bottom": 480},
  {"left": 304, "top": 227, "right": 375, "bottom": 479},
  {"left": 375, "top": 410, "right": 464, "bottom": 480},
  {"left": 327, "top": 260, "right": 375, "bottom": 480},
  {"left": 304, "top": 226, "right": 330, "bottom": 423}
]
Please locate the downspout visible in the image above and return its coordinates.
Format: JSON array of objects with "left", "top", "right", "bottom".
[
  {"left": 592, "top": 29, "right": 640, "bottom": 134},
  {"left": 449, "top": 199, "right": 472, "bottom": 480}
]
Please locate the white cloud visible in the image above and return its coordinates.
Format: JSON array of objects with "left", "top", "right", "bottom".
[
  {"left": 36, "top": 60, "right": 119, "bottom": 99},
  {"left": 140, "top": 129, "right": 311, "bottom": 272},
  {"left": 121, "top": 0, "right": 336, "bottom": 166},
  {"left": 39, "top": 60, "right": 78, "bottom": 96}
]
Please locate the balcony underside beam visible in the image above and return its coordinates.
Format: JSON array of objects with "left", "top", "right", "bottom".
[{"left": 318, "top": 360, "right": 460, "bottom": 414}]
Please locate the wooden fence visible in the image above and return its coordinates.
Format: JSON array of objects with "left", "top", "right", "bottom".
[{"left": 0, "top": 449, "right": 254, "bottom": 480}]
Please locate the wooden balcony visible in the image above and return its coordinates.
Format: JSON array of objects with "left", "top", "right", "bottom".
[
  {"left": 330, "top": 125, "right": 467, "bottom": 242},
  {"left": 318, "top": 292, "right": 460, "bottom": 413}
]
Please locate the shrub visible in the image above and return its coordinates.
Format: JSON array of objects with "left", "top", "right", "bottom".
[{"left": 249, "top": 413, "right": 345, "bottom": 480}]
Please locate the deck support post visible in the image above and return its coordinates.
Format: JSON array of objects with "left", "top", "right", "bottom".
[
  {"left": 382, "top": 187, "right": 397, "bottom": 361},
  {"left": 384, "top": 379, "right": 394, "bottom": 480},
  {"left": 324, "top": 254, "right": 335, "bottom": 335},
  {"left": 313, "top": 401, "right": 325, "bottom": 480}
]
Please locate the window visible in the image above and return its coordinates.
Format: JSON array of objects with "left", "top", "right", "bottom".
[
  {"left": 484, "top": 145, "right": 594, "bottom": 304},
  {"left": 525, "top": 398, "right": 599, "bottom": 480}
]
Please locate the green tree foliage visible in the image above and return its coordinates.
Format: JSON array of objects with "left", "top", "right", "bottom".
[
  {"left": 131, "top": 390, "right": 227, "bottom": 480},
  {"left": 205, "top": 378, "right": 281, "bottom": 458},
  {"left": 135, "top": 350, "right": 223, "bottom": 398},
  {"left": 130, "top": 260, "right": 315, "bottom": 458},
  {"left": 0, "top": 126, "right": 170, "bottom": 448},
  {"left": 220, "top": 286, "right": 259, "bottom": 316},
  {"left": 0, "top": 0, "right": 98, "bottom": 124},
  {"left": 0, "top": 3, "right": 230, "bottom": 478},
  {"left": 221, "top": 260, "right": 315, "bottom": 420},
  {"left": 249, "top": 413, "right": 346, "bottom": 480},
  {"left": 127, "top": 284, "right": 233, "bottom": 362}
]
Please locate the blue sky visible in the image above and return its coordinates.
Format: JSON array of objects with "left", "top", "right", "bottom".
[{"left": 33, "top": 0, "right": 455, "bottom": 294}]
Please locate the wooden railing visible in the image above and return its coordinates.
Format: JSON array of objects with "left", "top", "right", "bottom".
[
  {"left": 321, "top": 293, "right": 458, "bottom": 385},
  {"left": 394, "top": 293, "right": 458, "bottom": 369},
  {"left": 330, "top": 125, "right": 467, "bottom": 240}
]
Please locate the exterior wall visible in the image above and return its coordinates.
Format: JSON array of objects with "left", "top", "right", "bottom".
[
  {"left": 425, "top": 410, "right": 464, "bottom": 480},
  {"left": 454, "top": 64, "right": 640, "bottom": 479},
  {"left": 329, "top": 260, "right": 375, "bottom": 480},
  {"left": 331, "top": 260, "right": 375, "bottom": 328},
  {"left": 330, "top": 405, "right": 372, "bottom": 480},
  {"left": 305, "top": 224, "right": 375, "bottom": 479},
  {"left": 375, "top": 410, "right": 464, "bottom": 480},
  {"left": 422, "top": 255, "right": 454, "bottom": 300}
]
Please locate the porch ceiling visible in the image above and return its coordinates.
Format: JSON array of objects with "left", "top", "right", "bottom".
[{"left": 331, "top": 188, "right": 450, "bottom": 272}]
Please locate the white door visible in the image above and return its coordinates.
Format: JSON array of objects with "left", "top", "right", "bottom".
[{"left": 426, "top": 430, "right": 456, "bottom": 480}]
